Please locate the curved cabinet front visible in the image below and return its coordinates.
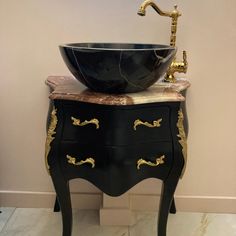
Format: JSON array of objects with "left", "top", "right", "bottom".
[
  {"left": 59, "top": 141, "right": 173, "bottom": 196},
  {"left": 47, "top": 98, "right": 185, "bottom": 236},
  {"left": 61, "top": 101, "right": 171, "bottom": 146}
]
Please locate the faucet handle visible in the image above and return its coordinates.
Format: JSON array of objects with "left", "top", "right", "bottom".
[{"left": 164, "top": 50, "right": 188, "bottom": 82}]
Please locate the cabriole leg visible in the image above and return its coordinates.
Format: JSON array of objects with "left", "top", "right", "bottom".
[
  {"left": 51, "top": 170, "right": 72, "bottom": 236},
  {"left": 157, "top": 178, "right": 179, "bottom": 236}
]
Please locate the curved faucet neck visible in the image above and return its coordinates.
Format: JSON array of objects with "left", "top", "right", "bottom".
[
  {"left": 143, "top": 0, "right": 172, "bottom": 17},
  {"left": 138, "top": 1, "right": 188, "bottom": 82},
  {"left": 138, "top": 1, "right": 181, "bottom": 47}
]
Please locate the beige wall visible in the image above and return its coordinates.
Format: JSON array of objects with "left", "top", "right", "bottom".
[{"left": 0, "top": 0, "right": 236, "bottom": 213}]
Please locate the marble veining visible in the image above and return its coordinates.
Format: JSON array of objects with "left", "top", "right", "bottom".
[
  {"left": 1, "top": 209, "right": 236, "bottom": 236},
  {"left": 0, "top": 209, "right": 128, "bottom": 236},
  {"left": 118, "top": 51, "right": 143, "bottom": 90},
  {"left": 0, "top": 208, "right": 15, "bottom": 232},
  {"left": 195, "top": 213, "right": 210, "bottom": 236},
  {"left": 46, "top": 76, "right": 190, "bottom": 105},
  {"left": 71, "top": 48, "right": 95, "bottom": 90}
]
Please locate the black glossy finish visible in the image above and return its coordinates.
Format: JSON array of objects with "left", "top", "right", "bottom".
[
  {"left": 59, "top": 43, "right": 176, "bottom": 93},
  {"left": 48, "top": 100, "right": 185, "bottom": 236}
]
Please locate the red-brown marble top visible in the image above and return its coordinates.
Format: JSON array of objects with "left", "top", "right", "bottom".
[{"left": 46, "top": 76, "right": 190, "bottom": 106}]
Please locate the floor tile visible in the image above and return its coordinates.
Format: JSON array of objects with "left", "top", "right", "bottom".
[
  {"left": 73, "top": 210, "right": 128, "bottom": 236},
  {"left": 0, "top": 208, "right": 62, "bottom": 236},
  {"left": 0, "top": 208, "right": 128, "bottom": 236},
  {"left": 168, "top": 212, "right": 204, "bottom": 236},
  {"left": 198, "top": 213, "right": 236, "bottom": 236},
  {"left": 0, "top": 208, "right": 15, "bottom": 232},
  {"left": 130, "top": 211, "right": 236, "bottom": 236},
  {"left": 129, "top": 211, "right": 157, "bottom": 236},
  {"left": 1, "top": 209, "right": 236, "bottom": 236}
]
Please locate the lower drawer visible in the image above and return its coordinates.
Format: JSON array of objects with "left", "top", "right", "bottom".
[
  {"left": 108, "top": 142, "right": 173, "bottom": 179},
  {"left": 59, "top": 142, "right": 172, "bottom": 180},
  {"left": 59, "top": 143, "right": 109, "bottom": 172}
]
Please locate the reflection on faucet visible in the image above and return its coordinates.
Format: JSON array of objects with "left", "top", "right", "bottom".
[
  {"left": 138, "top": 0, "right": 188, "bottom": 82},
  {"left": 166, "top": 51, "right": 188, "bottom": 83},
  {"left": 138, "top": 0, "right": 174, "bottom": 17}
]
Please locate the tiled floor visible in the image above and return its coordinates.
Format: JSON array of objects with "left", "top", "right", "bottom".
[{"left": 0, "top": 208, "right": 235, "bottom": 236}]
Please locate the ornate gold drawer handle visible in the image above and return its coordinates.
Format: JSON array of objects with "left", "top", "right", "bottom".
[
  {"left": 133, "top": 118, "right": 162, "bottom": 130},
  {"left": 137, "top": 155, "right": 165, "bottom": 170},
  {"left": 66, "top": 155, "right": 95, "bottom": 168},
  {"left": 71, "top": 117, "right": 99, "bottom": 129}
]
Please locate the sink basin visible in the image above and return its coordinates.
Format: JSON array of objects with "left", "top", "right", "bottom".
[{"left": 59, "top": 43, "right": 176, "bottom": 93}]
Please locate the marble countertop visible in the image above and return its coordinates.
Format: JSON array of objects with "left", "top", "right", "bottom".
[{"left": 46, "top": 76, "right": 190, "bottom": 106}]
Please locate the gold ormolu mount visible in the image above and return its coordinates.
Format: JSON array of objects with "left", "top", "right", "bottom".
[{"left": 138, "top": 0, "right": 188, "bottom": 82}]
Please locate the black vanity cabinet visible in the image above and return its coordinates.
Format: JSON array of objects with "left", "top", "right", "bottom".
[{"left": 46, "top": 98, "right": 186, "bottom": 236}]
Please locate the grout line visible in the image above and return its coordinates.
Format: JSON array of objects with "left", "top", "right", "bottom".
[{"left": 0, "top": 208, "right": 17, "bottom": 233}]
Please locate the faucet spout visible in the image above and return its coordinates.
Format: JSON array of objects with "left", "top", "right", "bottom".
[
  {"left": 138, "top": 1, "right": 181, "bottom": 47},
  {"left": 138, "top": 0, "right": 188, "bottom": 82},
  {"left": 138, "top": 0, "right": 172, "bottom": 17}
]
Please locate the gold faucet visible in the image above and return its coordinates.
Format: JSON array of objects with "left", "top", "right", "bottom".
[{"left": 138, "top": 0, "right": 188, "bottom": 82}]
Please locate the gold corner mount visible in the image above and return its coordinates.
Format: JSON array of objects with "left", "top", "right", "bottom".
[
  {"left": 45, "top": 107, "right": 58, "bottom": 174},
  {"left": 177, "top": 109, "right": 187, "bottom": 177},
  {"left": 137, "top": 155, "right": 165, "bottom": 170}
]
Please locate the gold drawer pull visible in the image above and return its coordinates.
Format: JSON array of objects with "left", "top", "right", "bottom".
[
  {"left": 137, "top": 155, "right": 165, "bottom": 170},
  {"left": 133, "top": 118, "right": 162, "bottom": 130},
  {"left": 71, "top": 117, "right": 99, "bottom": 129},
  {"left": 66, "top": 155, "right": 95, "bottom": 168}
]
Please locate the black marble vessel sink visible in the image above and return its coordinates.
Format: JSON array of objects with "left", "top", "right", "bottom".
[{"left": 59, "top": 43, "right": 176, "bottom": 93}]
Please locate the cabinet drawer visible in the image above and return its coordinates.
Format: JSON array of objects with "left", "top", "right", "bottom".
[
  {"left": 109, "top": 142, "right": 172, "bottom": 178},
  {"left": 61, "top": 103, "right": 171, "bottom": 145},
  {"left": 111, "top": 106, "right": 171, "bottom": 145},
  {"left": 59, "top": 142, "right": 110, "bottom": 173},
  {"left": 59, "top": 141, "right": 172, "bottom": 181},
  {"left": 61, "top": 104, "right": 112, "bottom": 144}
]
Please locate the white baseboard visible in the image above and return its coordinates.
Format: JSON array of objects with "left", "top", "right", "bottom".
[
  {"left": 1, "top": 191, "right": 235, "bottom": 213},
  {"left": 0, "top": 190, "right": 102, "bottom": 209},
  {"left": 130, "top": 194, "right": 236, "bottom": 213}
]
